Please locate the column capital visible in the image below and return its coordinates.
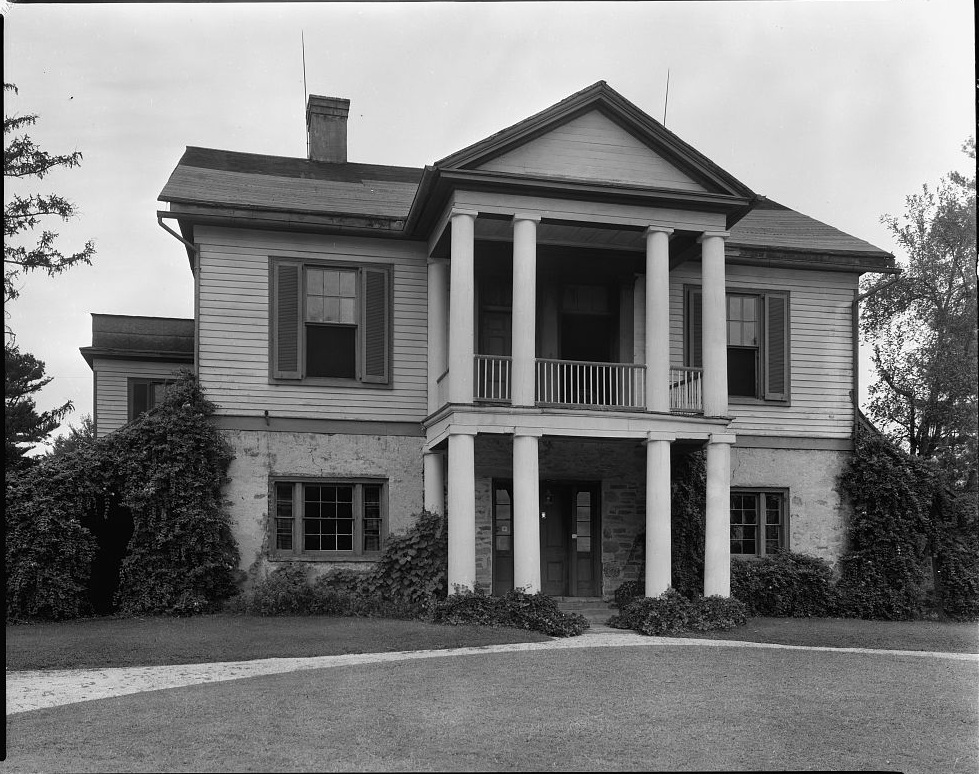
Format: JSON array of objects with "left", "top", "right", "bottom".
[
  {"left": 450, "top": 207, "right": 479, "bottom": 219},
  {"left": 645, "top": 225, "right": 675, "bottom": 237},
  {"left": 644, "top": 431, "right": 677, "bottom": 444},
  {"left": 512, "top": 211, "right": 542, "bottom": 223},
  {"left": 709, "top": 432, "right": 737, "bottom": 445},
  {"left": 448, "top": 427, "right": 479, "bottom": 438},
  {"left": 513, "top": 427, "right": 544, "bottom": 438},
  {"left": 697, "top": 230, "right": 731, "bottom": 243}
]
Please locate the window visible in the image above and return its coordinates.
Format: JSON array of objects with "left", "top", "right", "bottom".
[
  {"left": 272, "top": 479, "right": 386, "bottom": 558},
  {"left": 730, "top": 490, "right": 786, "bottom": 557},
  {"left": 128, "top": 378, "right": 170, "bottom": 421},
  {"left": 685, "top": 287, "right": 789, "bottom": 401},
  {"left": 270, "top": 259, "right": 391, "bottom": 384}
]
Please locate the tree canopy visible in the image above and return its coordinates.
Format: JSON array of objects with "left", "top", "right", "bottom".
[
  {"left": 4, "top": 82, "right": 96, "bottom": 304},
  {"left": 861, "top": 138, "right": 978, "bottom": 487}
]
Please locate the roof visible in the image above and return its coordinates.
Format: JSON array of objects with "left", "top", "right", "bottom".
[{"left": 80, "top": 314, "right": 195, "bottom": 368}]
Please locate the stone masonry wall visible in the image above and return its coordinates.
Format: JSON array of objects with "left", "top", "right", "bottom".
[{"left": 220, "top": 429, "right": 424, "bottom": 585}]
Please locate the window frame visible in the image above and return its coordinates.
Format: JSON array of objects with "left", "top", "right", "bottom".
[
  {"left": 683, "top": 284, "right": 791, "bottom": 405},
  {"left": 269, "top": 477, "right": 388, "bottom": 561},
  {"left": 730, "top": 488, "right": 789, "bottom": 558},
  {"left": 127, "top": 377, "right": 172, "bottom": 422},
  {"left": 269, "top": 257, "right": 393, "bottom": 388}
]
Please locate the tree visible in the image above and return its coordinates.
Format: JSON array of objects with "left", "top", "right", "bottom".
[
  {"left": 50, "top": 414, "right": 96, "bottom": 457},
  {"left": 5, "top": 340, "right": 73, "bottom": 471},
  {"left": 4, "top": 82, "right": 96, "bottom": 304},
  {"left": 861, "top": 138, "right": 978, "bottom": 487}
]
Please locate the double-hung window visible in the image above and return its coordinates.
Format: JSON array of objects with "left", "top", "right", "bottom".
[
  {"left": 730, "top": 490, "right": 787, "bottom": 557},
  {"left": 272, "top": 479, "right": 386, "bottom": 558},
  {"left": 270, "top": 258, "right": 391, "bottom": 384},
  {"left": 685, "top": 286, "right": 790, "bottom": 402}
]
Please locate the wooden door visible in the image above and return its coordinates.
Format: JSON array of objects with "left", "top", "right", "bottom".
[{"left": 540, "top": 485, "right": 571, "bottom": 596}]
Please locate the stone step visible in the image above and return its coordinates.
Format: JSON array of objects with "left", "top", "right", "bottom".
[{"left": 554, "top": 599, "right": 617, "bottom": 627}]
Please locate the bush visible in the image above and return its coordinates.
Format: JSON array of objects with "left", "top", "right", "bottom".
[
  {"left": 731, "top": 552, "right": 836, "bottom": 617},
  {"left": 432, "top": 588, "right": 589, "bottom": 637},
  {"left": 609, "top": 588, "right": 747, "bottom": 636},
  {"left": 361, "top": 509, "right": 448, "bottom": 609},
  {"left": 612, "top": 579, "right": 644, "bottom": 611}
]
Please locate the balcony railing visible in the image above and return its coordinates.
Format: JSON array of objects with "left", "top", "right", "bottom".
[
  {"left": 474, "top": 354, "right": 512, "bottom": 402},
  {"left": 467, "top": 356, "right": 704, "bottom": 413},
  {"left": 669, "top": 366, "right": 703, "bottom": 413},
  {"left": 536, "top": 359, "right": 646, "bottom": 409}
]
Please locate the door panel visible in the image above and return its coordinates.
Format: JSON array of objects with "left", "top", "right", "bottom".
[{"left": 540, "top": 486, "right": 570, "bottom": 596}]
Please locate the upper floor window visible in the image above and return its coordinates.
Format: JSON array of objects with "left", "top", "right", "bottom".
[
  {"left": 270, "top": 259, "right": 391, "bottom": 385},
  {"left": 685, "top": 287, "right": 789, "bottom": 402},
  {"left": 128, "top": 378, "right": 171, "bottom": 421}
]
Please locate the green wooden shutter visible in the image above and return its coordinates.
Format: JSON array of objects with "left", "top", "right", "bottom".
[
  {"left": 361, "top": 267, "right": 390, "bottom": 384},
  {"left": 764, "top": 293, "right": 788, "bottom": 400},
  {"left": 687, "top": 288, "right": 703, "bottom": 368},
  {"left": 272, "top": 260, "right": 303, "bottom": 379}
]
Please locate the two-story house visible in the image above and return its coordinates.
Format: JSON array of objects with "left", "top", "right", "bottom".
[{"left": 85, "top": 82, "right": 894, "bottom": 599}]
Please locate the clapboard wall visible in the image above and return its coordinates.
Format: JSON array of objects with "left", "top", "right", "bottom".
[{"left": 93, "top": 358, "right": 190, "bottom": 436}]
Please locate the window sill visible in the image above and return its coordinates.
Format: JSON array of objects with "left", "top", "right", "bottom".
[
  {"left": 729, "top": 396, "right": 790, "bottom": 406},
  {"left": 268, "top": 553, "right": 383, "bottom": 563},
  {"left": 269, "top": 377, "right": 392, "bottom": 389}
]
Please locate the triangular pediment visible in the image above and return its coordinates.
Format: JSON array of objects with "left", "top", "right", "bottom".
[
  {"left": 475, "top": 108, "right": 708, "bottom": 192},
  {"left": 435, "top": 82, "right": 754, "bottom": 199}
]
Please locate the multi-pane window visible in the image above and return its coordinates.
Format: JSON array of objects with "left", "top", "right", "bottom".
[
  {"left": 128, "top": 378, "right": 170, "bottom": 421},
  {"left": 271, "top": 259, "right": 391, "bottom": 384},
  {"left": 272, "top": 480, "right": 386, "bottom": 557},
  {"left": 730, "top": 490, "right": 786, "bottom": 557},
  {"left": 686, "top": 287, "right": 789, "bottom": 402}
]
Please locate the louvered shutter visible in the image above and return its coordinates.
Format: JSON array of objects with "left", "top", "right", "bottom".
[
  {"left": 688, "top": 288, "right": 704, "bottom": 368},
  {"left": 764, "top": 294, "right": 788, "bottom": 401},
  {"left": 272, "top": 261, "right": 303, "bottom": 379},
  {"left": 361, "top": 267, "right": 390, "bottom": 384}
]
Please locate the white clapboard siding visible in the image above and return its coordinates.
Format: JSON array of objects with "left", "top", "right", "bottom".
[
  {"left": 478, "top": 110, "right": 707, "bottom": 192},
  {"left": 93, "top": 358, "right": 190, "bottom": 436},
  {"left": 668, "top": 263, "right": 858, "bottom": 438},
  {"left": 195, "top": 226, "right": 428, "bottom": 423}
]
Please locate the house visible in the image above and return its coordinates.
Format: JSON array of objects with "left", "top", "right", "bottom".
[{"left": 86, "top": 81, "right": 895, "bottom": 599}]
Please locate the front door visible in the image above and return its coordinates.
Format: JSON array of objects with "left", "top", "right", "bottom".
[{"left": 540, "top": 481, "right": 601, "bottom": 597}]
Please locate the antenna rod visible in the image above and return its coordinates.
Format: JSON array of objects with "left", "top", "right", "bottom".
[
  {"left": 302, "top": 31, "right": 308, "bottom": 156},
  {"left": 663, "top": 68, "right": 670, "bottom": 126}
]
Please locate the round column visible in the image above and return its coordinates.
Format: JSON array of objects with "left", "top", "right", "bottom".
[
  {"left": 645, "top": 226, "right": 673, "bottom": 413},
  {"left": 699, "top": 231, "right": 730, "bottom": 417},
  {"left": 704, "top": 433, "right": 736, "bottom": 596},
  {"left": 447, "top": 430, "right": 477, "bottom": 590},
  {"left": 423, "top": 450, "right": 445, "bottom": 515},
  {"left": 644, "top": 432, "right": 674, "bottom": 596},
  {"left": 427, "top": 259, "right": 448, "bottom": 414},
  {"left": 512, "top": 430, "right": 542, "bottom": 593},
  {"left": 511, "top": 214, "right": 540, "bottom": 407},
  {"left": 448, "top": 210, "right": 477, "bottom": 405}
]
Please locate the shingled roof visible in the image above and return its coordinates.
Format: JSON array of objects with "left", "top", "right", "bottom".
[{"left": 80, "top": 314, "right": 195, "bottom": 368}]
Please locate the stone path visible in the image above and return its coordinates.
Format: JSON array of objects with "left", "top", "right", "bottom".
[{"left": 7, "top": 628, "right": 976, "bottom": 715}]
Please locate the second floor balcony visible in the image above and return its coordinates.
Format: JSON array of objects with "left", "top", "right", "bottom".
[{"left": 437, "top": 356, "right": 704, "bottom": 413}]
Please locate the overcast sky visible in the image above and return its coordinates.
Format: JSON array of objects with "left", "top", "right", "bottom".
[{"left": 3, "top": 0, "right": 975, "bottom": 448}]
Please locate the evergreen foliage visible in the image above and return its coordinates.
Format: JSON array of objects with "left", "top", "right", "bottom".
[
  {"left": 608, "top": 589, "right": 747, "bottom": 635},
  {"left": 730, "top": 552, "right": 836, "bottom": 617}
]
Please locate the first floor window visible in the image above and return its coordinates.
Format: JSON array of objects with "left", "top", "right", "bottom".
[
  {"left": 731, "top": 490, "right": 786, "bottom": 557},
  {"left": 128, "top": 378, "right": 170, "bottom": 421},
  {"left": 272, "top": 479, "right": 386, "bottom": 557}
]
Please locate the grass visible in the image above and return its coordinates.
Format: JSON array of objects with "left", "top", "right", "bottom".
[
  {"left": 5, "top": 614, "right": 552, "bottom": 672},
  {"left": 4, "top": 642, "right": 976, "bottom": 772}
]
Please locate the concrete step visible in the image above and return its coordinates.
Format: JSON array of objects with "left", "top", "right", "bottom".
[{"left": 554, "top": 598, "right": 618, "bottom": 627}]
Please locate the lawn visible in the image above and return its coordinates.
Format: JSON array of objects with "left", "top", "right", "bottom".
[
  {"left": 4, "top": 642, "right": 977, "bottom": 772},
  {"left": 5, "top": 614, "right": 552, "bottom": 672}
]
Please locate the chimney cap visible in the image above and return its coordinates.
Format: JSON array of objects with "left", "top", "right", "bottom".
[{"left": 307, "top": 95, "right": 350, "bottom": 119}]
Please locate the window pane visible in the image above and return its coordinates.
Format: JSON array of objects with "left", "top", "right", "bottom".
[
  {"left": 339, "top": 271, "right": 356, "bottom": 297},
  {"left": 306, "top": 325, "right": 356, "bottom": 378},
  {"left": 322, "top": 298, "right": 340, "bottom": 322},
  {"left": 364, "top": 485, "right": 382, "bottom": 552},
  {"left": 132, "top": 383, "right": 149, "bottom": 417},
  {"left": 731, "top": 493, "right": 760, "bottom": 555},
  {"left": 742, "top": 297, "right": 757, "bottom": 321},
  {"left": 307, "top": 295, "right": 325, "bottom": 322},
  {"left": 275, "top": 483, "right": 294, "bottom": 551},
  {"left": 728, "top": 348, "right": 758, "bottom": 397},
  {"left": 764, "top": 493, "right": 784, "bottom": 554},
  {"left": 303, "top": 484, "right": 355, "bottom": 551},
  {"left": 307, "top": 268, "right": 325, "bottom": 296},
  {"left": 339, "top": 298, "right": 356, "bottom": 325}
]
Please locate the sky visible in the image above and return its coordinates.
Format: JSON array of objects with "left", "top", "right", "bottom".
[{"left": 3, "top": 0, "right": 976, "bottom": 450}]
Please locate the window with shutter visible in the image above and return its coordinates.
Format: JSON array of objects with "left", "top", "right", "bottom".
[
  {"left": 685, "top": 286, "right": 789, "bottom": 402},
  {"left": 270, "top": 258, "right": 392, "bottom": 385}
]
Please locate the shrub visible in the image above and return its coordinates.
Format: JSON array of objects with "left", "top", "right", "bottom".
[
  {"left": 245, "top": 564, "right": 316, "bottom": 616},
  {"left": 731, "top": 552, "right": 836, "bottom": 617},
  {"left": 612, "top": 579, "right": 644, "bottom": 611},
  {"left": 609, "top": 588, "right": 747, "bottom": 636},
  {"left": 432, "top": 588, "right": 589, "bottom": 637},
  {"left": 362, "top": 509, "right": 447, "bottom": 609}
]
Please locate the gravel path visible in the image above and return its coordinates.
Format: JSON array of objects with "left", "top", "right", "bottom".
[{"left": 8, "top": 628, "right": 975, "bottom": 715}]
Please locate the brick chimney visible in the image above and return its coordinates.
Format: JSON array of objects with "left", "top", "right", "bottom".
[{"left": 306, "top": 95, "right": 349, "bottom": 163}]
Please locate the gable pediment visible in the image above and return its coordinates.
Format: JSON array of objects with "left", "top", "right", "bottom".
[{"left": 475, "top": 109, "right": 708, "bottom": 192}]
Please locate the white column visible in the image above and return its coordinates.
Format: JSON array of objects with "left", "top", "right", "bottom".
[
  {"left": 512, "top": 430, "right": 542, "bottom": 592},
  {"left": 704, "top": 433, "right": 736, "bottom": 597},
  {"left": 644, "top": 226, "right": 673, "bottom": 413},
  {"left": 427, "top": 258, "right": 449, "bottom": 414},
  {"left": 699, "top": 231, "right": 730, "bottom": 417},
  {"left": 447, "top": 430, "right": 477, "bottom": 591},
  {"left": 511, "top": 213, "right": 540, "bottom": 407},
  {"left": 423, "top": 451, "right": 445, "bottom": 515},
  {"left": 449, "top": 209, "right": 477, "bottom": 405},
  {"left": 644, "top": 432, "right": 675, "bottom": 596}
]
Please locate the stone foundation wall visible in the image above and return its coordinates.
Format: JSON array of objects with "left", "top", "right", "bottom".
[{"left": 220, "top": 429, "right": 424, "bottom": 585}]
